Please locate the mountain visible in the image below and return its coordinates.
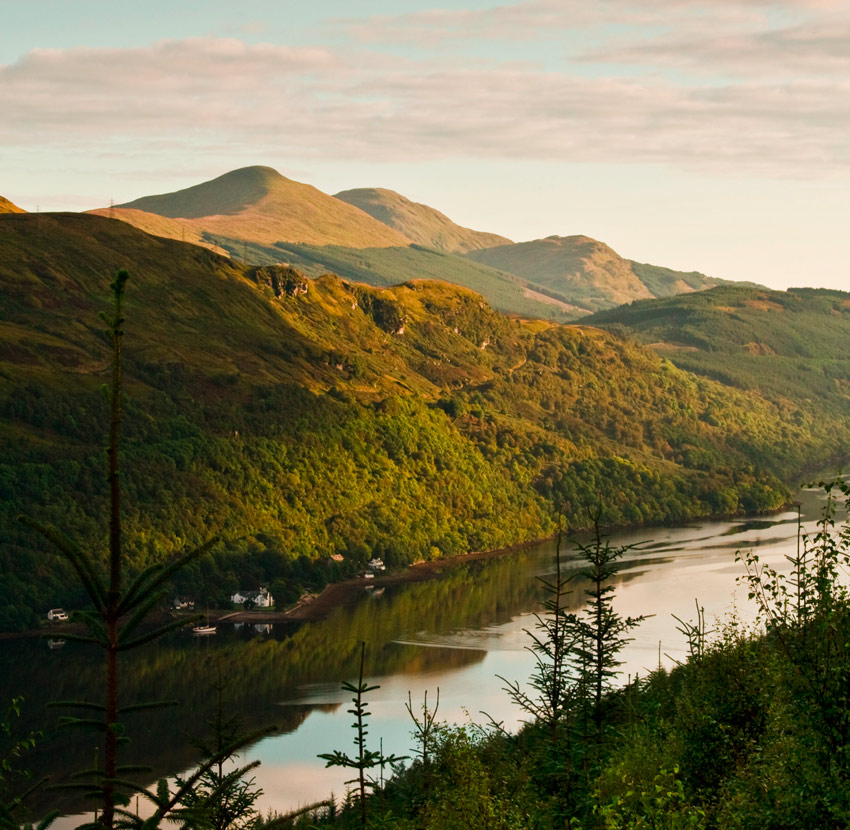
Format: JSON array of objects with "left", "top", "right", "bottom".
[
  {"left": 88, "top": 168, "right": 583, "bottom": 321},
  {"left": 3, "top": 210, "right": 830, "bottom": 630},
  {"left": 89, "top": 165, "right": 410, "bottom": 249},
  {"left": 334, "top": 187, "right": 511, "bottom": 254},
  {"left": 465, "top": 235, "right": 746, "bottom": 314},
  {"left": 88, "top": 168, "right": 748, "bottom": 323},
  {"left": 0, "top": 195, "right": 24, "bottom": 213}
]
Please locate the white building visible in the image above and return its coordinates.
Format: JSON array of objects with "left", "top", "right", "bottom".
[{"left": 230, "top": 587, "right": 274, "bottom": 608}]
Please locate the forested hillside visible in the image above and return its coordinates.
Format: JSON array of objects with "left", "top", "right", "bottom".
[
  {"left": 0, "top": 213, "right": 843, "bottom": 630},
  {"left": 588, "top": 285, "right": 850, "bottom": 416}
]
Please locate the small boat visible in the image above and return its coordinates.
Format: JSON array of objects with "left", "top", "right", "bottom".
[{"left": 192, "top": 609, "right": 216, "bottom": 635}]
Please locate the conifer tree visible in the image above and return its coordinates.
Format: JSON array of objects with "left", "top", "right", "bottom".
[
  {"left": 21, "top": 271, "right": 220, "bottom": 828},
  {"left": 319, "top": 643, "right": 406, "bottom": 829}
]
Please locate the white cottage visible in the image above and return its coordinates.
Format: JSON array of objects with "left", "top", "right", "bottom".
[{"left": 230, "top": 587, "right": 274, "bottom": 608}]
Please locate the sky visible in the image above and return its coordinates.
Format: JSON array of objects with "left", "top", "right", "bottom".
[{"left": 2, "top": 0, "right": 848, "bottom": 290}]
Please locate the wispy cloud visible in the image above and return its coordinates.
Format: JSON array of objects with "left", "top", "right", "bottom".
[
  {"left": 335, "top": 0, "right": 832, "bottom": 45},
  {"left": 2, "top": 1, "right": 848, "bottom": 182}
]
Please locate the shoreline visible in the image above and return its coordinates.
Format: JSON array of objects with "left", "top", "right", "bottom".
[
  {"left": 11, "top": 457, "right": 842, "bottom": 642},
  {"left": 5, "top": 499, "right": 801, "bottom": 641},
  {"left": 7, "top": 495, "right": 815, "bottom": 641},
  {"left": 6, "top": 537, "right": 546, "bottom": 641},
  {"left": 192, "top": 495, "right": 812, "bottom": 628}
]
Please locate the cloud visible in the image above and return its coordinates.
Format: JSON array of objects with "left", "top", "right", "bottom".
[
  {"left": 2, "top": 16, "right": 848, "bottom": 181},
  {"left": 335, "top": 0, "right": 838, "bottom": 45},
  {"left": 579, "top": 13, "right": 850, "bottom": 80}
]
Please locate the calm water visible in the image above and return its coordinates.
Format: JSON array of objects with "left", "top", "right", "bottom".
[{"left": 3, "top": 481, "right": 844, "bottom": 826}]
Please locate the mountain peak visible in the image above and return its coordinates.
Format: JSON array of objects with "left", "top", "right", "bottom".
[
  {"left": 95, "top": 167, "right": 411, "bottom": 249},
  {"left": 116, "top": 165, "right": 286, "bottom": 219},
  {"left": 543, "top": 234, "right": 606, "bottom": 247}
]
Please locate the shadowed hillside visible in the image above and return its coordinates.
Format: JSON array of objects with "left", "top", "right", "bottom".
[
  {"left": 587, "top": 284, "right": 850, "bottom": 412},
  {"left": 334, "top": 187, "right": 511, "bottom": 253}
]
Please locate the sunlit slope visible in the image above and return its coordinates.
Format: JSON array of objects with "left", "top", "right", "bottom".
[
  {"left": 334, "top": 187, "right": 511, "bottom": 253},
  {"left": 89, "top": 165, "right": 411, "bottom": 249},
  {"left": 466, "top": 235, "right": 745, "bottom": 313},
  {"left": 0, "top": 195, "right": 24, "bottom": 213},
  {"left": 89, "top": 168, "right": 578, "bottom": 320},
  {"left": 209, "top": 235, "right": 585, "bottom": 322},
  {"left": 587, "top": 285, "right": 850, "bottom": 412},
  {"left": 3, "top": 211, "right": 843, "bottom": 629}
]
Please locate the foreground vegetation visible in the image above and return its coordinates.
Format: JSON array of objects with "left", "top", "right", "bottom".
[{"left": 10, "top": 479, "right": 844, "bottom": 828}]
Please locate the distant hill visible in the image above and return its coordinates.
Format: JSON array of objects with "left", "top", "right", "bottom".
[
  {"left": 466, "top": 235, "right": 747, "bottom": 314},
  {"left": 334, "top": 187, "right": 511, "bottom": 254},
  {"left": 587, "top": 284, "right": 850, "bottom": 422},
  {"left": 89, "top": 165, "right": 410, "bottom": 249},
  {"left": 3, "top": 210, "right": 831, "bottom": 631},
  {"left": 0, "top": 196, "right": 24, "bottom": 214},
  {"left": 88, "top": 168, "right": 751, "bottom": 321}
]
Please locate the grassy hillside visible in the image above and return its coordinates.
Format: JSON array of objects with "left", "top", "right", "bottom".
[
  {"left": 587, "top": 285, "right": 850, "bottom": 415},
  {"left": 89, "top": 166, "right": 410, "bottom": 249},
  {"left": 1, "top": 212, "right": 843, "bottom": 630},
  {"left": 211, "top": 234, "right": 584, "bottom": 322},
  {"left": 0, "top": 196, "right": 24, "bottom": 214},
  {"left": 466, "top": 235, "right": 746, "bottom": 313},
  {"left": 334, "top": 187, "right": 511, "bottom": 253}
]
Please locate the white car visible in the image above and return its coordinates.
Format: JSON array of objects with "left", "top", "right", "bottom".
[{"left": 47, "top": 608, "right": 69, "bottom": 622}]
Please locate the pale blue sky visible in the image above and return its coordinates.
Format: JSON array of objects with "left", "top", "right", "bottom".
[{"left": 2, "top": 0, "right": 848, "bottom": 290}]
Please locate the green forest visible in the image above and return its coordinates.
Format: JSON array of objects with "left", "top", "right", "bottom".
[{"left": 2, "top": 214, "right": 850, "bottom": 630}]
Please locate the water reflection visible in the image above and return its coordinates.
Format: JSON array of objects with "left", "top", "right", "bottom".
[{"left": 5, "top": 478, "right": 847, "bottom": 825}]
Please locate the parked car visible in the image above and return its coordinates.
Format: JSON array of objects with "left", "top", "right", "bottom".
[{"left": 47, "top": 608, "right": 69, "bottom": 622}]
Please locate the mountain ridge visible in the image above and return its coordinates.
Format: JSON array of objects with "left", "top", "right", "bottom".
[
  {"left": 465, "top": 234, "right": 751, "bottom": 314},
  {"left": 89, "top": 165, "right": 411, "bottom": 249},
  {"left": 86, "top": 166, "right": 757, "bottom": 319},
  {"left": 334, "top": 186, "right": 511, "bottom": 254}
]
